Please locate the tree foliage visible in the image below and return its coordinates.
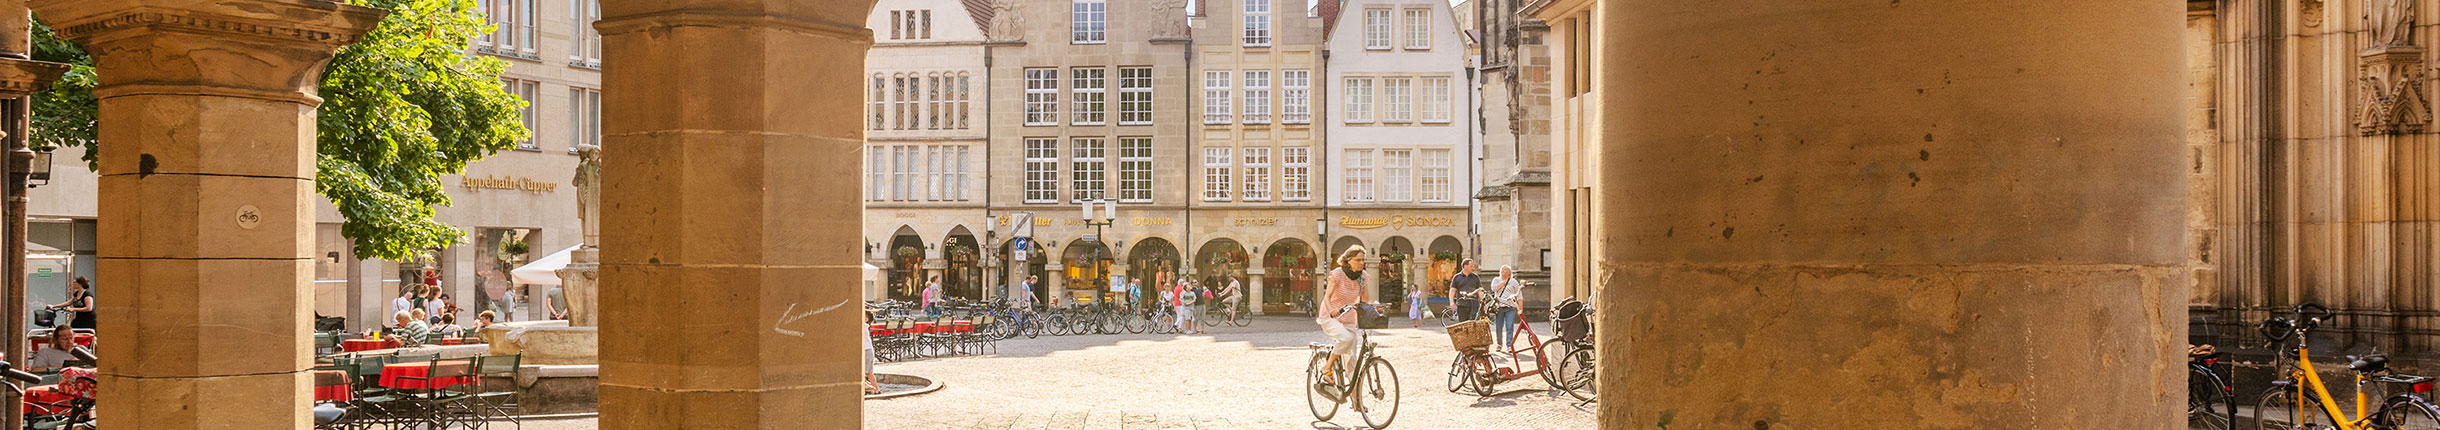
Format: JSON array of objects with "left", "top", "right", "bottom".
[{"left": 33, "top": 0, "right": 529, "bottom": 260}]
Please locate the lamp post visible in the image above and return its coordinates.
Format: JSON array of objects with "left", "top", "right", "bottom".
[{"left": 1080, "top": 198, "right": 1115, "bottom": 302}]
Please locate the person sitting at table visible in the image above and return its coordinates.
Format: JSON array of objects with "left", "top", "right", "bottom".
[
  {"left": 430, "top": 313, "right": 463, "bottom": 338},
  {"left": 475, "top": 310, "right": 498, "bottom": 332},
  {"left": 26, "top": 326, "right": 77, "bottom": 373},
  {"left": 392, "top": 310, "right": 431, "bottom": 347}
]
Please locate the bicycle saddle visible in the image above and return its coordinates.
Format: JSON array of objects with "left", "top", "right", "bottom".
[{"left": 2351, "top": 354, "right": 2391, "bottom": 373}]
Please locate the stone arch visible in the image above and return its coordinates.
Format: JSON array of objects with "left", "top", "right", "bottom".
[
  {"left": 1062, "top": 237, "right": 1114, "bottom": 303},
  {"left": 998, "top": 237, "right": 1050, "bottom": 305},
  {"left": 1263, "top": 238, "right": 1319, "bottom": 315},
  {"left": 1194, "top": 238, "right": 1249, "bottom": 291},
  {"left": 1376, "top": 236, "right": 1416, "bottom": 303},
  {"left": 1423, "top": 235, "right": 1466, "bottom": 298},
  {"left": 889, "top": 227, "right": 929, "bottom": 301},
  {"left": 942, "top": 226, "right": 981, "bottom": 300},
  {"left": 1127, "top": 236, "right": 1181, "bottom": 306}
]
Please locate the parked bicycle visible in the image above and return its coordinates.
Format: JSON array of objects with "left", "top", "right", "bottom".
[
  {"left": 2254, "top": 303, "right": 2440, "bottom": 430},
  {"left": 1545, "top": 297, "right": 1595, "bottom": 403},
  {"left": 2188, "top": 343, "right": 2232, "bottom": 430},
  {"left": 1307, "top": 303, "right": 1399, "bottom": 429},
  {"left": 1445, "top": 302, "right": 1557, "bottom": 397}
]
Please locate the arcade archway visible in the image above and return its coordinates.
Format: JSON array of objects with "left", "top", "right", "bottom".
[
  {"left": 1063, "top": 240, "right": 1113, "bottom": 304},
  {"left": 889, "top": 227, "right": 927, "bottom": 301},
  {"left": 1195, "top": 239, "right": 1249, "bottom": 296},
  {"left": 1127, "top": 237, "right": 1180, "bottom": 308},
  {"left": 943, "top": 227, "right": 981, "bottom": 301},
  {"left": 998, "top": 238, "right": 1050, "bottom": 307},
  {"left": 1377, "top": 237, "right": 1415, "bottom": 303},
  {"left": 1262, "top": 238, "right": 1317, "bottom": 315}
]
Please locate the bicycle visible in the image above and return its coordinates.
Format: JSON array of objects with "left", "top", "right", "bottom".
[
  {"left": 2254, "top": 303, "right": 2440, "bottom": 430},
  {"left": 1205, "top": 296, "right": 1252, "bottom": 327},
  {"left": 1307, "top": 304, "right": 1399, "bottom": 429},
  {"left": 1445, "top": 304, "right": 1554, "bottom": 397},
  {"left": 2187, "top": 344, "right": 2232, "bottom": 430},
  {"left": 1544, "top": 296, "right": 1596, "bottom": 403}
]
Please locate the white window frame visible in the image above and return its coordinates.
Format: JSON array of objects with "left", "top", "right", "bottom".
[
  {"left": 868, "top": 145, "right": 886, "bottom": 200},
  {"left": 1381, "top": 149, "right": 1412, "bottom": 202},
  {"left": 922, "top": 146, "right": 938, "bottom": 201},
  {"left": 1343, "top": 77, "right": 1373, "bottom": 123},
  {"left": 1363, "top": 9, "right": 1392, "bottom": 50},
  {"left": 956, "top": 73, "right": 973, "bottom": 129},
  {"left": 1243, "top": 71, "right": 1271, "bottom": 124},
  {"left": 1073, "top": 0, "right": 1108, "bottom": 44},
  {"left": 926, "top": 73, "right": 944, "bottom": 130},
  {"left": 1282, "top": 70, "right": 1311, "bottom": 124},
  {"left": 1382, "top": 77, "right": 1413, "bottom": 123},
  {"left": 1024, "top": 139, "right": 1060, "bottom": 203},
  {"left": 954, "top": 146, "right": 972, "bottom": 200},
  {"left": 1343, "top": 149, "right": 1373, "bottom": 202},
  {"left": 893, "top": 146, "right": 912, "bottom": 200},
  {"left": 1421, "top": 77, "right": 1452, "bottom": 123},
  {"left": 1203, "top": 147, "right": 1233, "bottom": 201},
  {"left": 1073, "top": 68, "right": 1107, "bottom": 126},
  {"left": 568, "top": 87, "right": 600, "bottom": 152},
  {"left": 1402, "top": 8, "right": 1431, "bottom": 50},
  {"left": 1203, "top": 70, "right": 1234, "bottom": 124},
  {"left": 503, "top": 78, "right": 538, "bottom": 150},
  {"left": 1244, "top": 0, "right": 1272, "bottom": 47},
  {"left": 869, "top": 75, "right": 887, "bottom": 130},
  {"left": 1119, "top": 67, "right": 1154, "bottom": 125},
  {"left": 569, "top": 0, "right": 600, "bottom": 66},
  {"left": 1119, "top": 138, "right": 1154, "bottom": 202},
  {"left": 1025, "top": 68, "right": 1060, "bottom": 126},
  {"left": 1071, "top": 138, "right": 1107, "bottom": 202},
  {"left": 1282, "top": 146, "right": 1311, "bottom": 201},
  {"left": 1241, "top": 147, "right": 1271, "bottom": 202}
]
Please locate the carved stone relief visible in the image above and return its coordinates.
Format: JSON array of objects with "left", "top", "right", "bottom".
[
  {"left": 1153, "top": 0, "right": 1190, "bottom": 39},
  {"left": 2303, "top": 0, "right": 2326, "bottom": 27},
  {"left": 989, "top": 0, "right": 1024, "bottom": 41},
  {"left": 2359, "top": 0, "right": 2429, "bottom": 135}
]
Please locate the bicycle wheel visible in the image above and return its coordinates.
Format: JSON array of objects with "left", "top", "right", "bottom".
[
  {"left": 1360, "top": 357, "right": 1400, "bottom": 429},
  {"left": 2384, "top": 397, "right": 2440, "bottom": 430},
  {"left": 2187, "top": 365, "right": 2231, "bottom": 430},
  {"left": 1445, "top": 354, "right": 1472, "bottom": 393},
  {"left": 1023, "top": 315, "right": 1041, "bottom": 339},
  {"left": 1231, "top": 304, "right": 1252, "bottom": 327},
  {"left": 1121, "top": 310, "right": 1145, "bottom": 334},
  {"left": 1307, "top": 352, "right": 1341, "bottom": 422},
  {"left": 1468, "top": 357, "right": 1498, "bottom": 397},
  {"left": 2255, "top": 387, "right": 2329, "bottom": 430},
  {"left": 1049, "top": 314, "right": 1072, "bottom": 336},
  {"left": 1555, "top": 347, "right": 1596, "bottom": 402},
  {"left": 1537, "top": 339, "right": 1570, "bottom": 390}
]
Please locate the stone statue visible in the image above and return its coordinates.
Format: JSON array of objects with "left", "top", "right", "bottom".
[
  {"left": 989, "top": 0, "right": 1024, "bottom": 41},
  {"left": 1153, "top": 0, "right": 1189, "bottom": 38},
  {"left": 572, "top": 143, "right": 603, "bottom": 246},
  {"left": 2370, "top": 0, "right": 2418, "bottom": 49}
]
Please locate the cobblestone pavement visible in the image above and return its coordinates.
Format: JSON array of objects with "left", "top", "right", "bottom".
[{"left": 511, "top": 315, "right": 1596, "bottom": 429}]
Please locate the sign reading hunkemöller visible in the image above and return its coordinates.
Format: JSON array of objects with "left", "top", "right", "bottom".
[{"left": 459, "top": 174, "right": 561, "bottom": 193}]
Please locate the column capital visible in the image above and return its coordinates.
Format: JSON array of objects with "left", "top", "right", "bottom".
[
  {"left": 0, "top": 58, "right": 71, "bottom": 97},
  {"left": 34, "top": 0, "right": 386, "bottom": 105}
]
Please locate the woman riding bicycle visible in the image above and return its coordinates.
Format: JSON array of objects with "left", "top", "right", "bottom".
[{"left": 1319, "top": 245, "right": 1376, "bottom": 385}]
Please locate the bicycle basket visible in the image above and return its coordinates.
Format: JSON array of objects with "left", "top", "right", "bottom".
[
  {"left": 1447, "top": 320, "right": 1491, "bottom": 351},
  {"left": 1554, "top": 301, "right": 1591, "bottom": 343},
  {"left": 1355, "top": 303, "right": 1390, "bottom": 329}
]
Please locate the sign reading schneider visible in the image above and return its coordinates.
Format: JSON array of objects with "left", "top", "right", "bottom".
[
  {"left": 460, "top": 175, "right": 560, "bottom": 193},
  {"left": 1339, "top": 215, "right": 1456, "bottom": 230}
]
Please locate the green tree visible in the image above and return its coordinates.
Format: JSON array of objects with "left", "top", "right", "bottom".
[{"left": 32, "top": 0, "right": 529, "bottom": 260}]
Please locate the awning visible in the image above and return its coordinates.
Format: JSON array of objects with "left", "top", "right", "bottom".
[{"left": 510, "top": 245, "right": 581, "bottom": 286}]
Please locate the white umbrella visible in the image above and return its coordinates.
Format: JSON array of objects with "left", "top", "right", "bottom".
[{"left": 511, "top": 245, "right": 581, "bottom": 286}]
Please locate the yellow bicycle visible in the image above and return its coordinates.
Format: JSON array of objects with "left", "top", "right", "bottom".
[{"left": 2255, "top": 303, "right": 2440, "bottom": 430}]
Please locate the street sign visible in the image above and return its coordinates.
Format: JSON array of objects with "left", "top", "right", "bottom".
[
  {"left": 1081, "top": 234, "right": 1099, "bottom": 244},
  {"left": 1010, "top": 212, "right": 1035, "bottom": 238}
]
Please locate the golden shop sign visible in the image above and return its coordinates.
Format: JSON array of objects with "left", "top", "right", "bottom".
[
  {"left": 460, "top": 175, "right": 560, "bottom": 193},
  {"left": 1339, "top": 215, "right": 1456, "bottom": 230}
]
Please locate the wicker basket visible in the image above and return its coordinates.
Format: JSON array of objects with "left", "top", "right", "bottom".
[{"left": 1447, "top": 320, "right": 1491, "bottom": 351}]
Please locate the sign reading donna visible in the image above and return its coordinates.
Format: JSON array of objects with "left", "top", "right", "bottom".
[
  {"left": 460, "top": 174, "right": 560, "bottom": 193},
  {"left": 1339, "top": 215, "right": 1457, "bottom": 230}
]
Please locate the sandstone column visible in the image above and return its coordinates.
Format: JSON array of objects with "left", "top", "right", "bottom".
[
  {"left": 596, "top": 0, "right": 874, "bottom": 427},
  {"left": 31, "top": 0, "right": 382, "bottom": 428},
  {"left": 1596, "top": 1, "right": 2186, "bottom": 428}
]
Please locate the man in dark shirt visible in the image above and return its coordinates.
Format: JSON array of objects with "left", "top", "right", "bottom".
[{"left": 1448, "top": 259, "right": 1483, "bottom": 321}]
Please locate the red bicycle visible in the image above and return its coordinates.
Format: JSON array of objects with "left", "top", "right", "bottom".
[{"left": 1445, "top": 308, "right": 1559, "bottom": 397}]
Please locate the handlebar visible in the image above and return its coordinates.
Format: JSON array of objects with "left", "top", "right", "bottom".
[
  {"left": 0, "top": 363, "right": 38, "bottom": 384},
  {"left": 2260, "top": 303, "right": 2343, "bottom": 344},
  {"left": 70, "top": 347, "right": 96, "bottom": 362},
  {"left": 2297, "top": 303, "right": 2335, "bottom": 323}
]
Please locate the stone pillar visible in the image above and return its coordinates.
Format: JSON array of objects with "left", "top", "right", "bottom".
[
  {"left": 595, "top": 0, "right": 873, "bottom": 427},
  {"left": 31, "top": 0, "right": 382, "bottom": 428},
  {"left": 1248, "top": 275, "right": 1265, "bottom": 315},
  {"left": 1596, "top": 1, "right": 2185, "bottom": 428}
]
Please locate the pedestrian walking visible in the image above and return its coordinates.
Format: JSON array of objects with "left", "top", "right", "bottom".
[
  {"left": 46, "top": 277, "right": 96, "bottom": 330},
  {"left": 1449, "top": 259, "right": 1482, "bottom": 321},
  {"left": 1406, "top": 286, "right": 1425, "bottom": 327},
  {"left": 922, "top": 276, "right": 944, "bottom": 318},
  {"left": 1489, "top": 265, "right": 1523, "bottom": 351},
  {"left": 1180, "top": 279, "right": 1201, "bottom": 334}
]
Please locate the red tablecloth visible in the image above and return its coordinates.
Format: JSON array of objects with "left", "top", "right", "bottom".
[
  {"left": 341, "top": 338, "right": 401, "bottom": 352},
  {"left": 379, "top": 362, "right": 474, "bottom": 389},
  {"left": 21, "top": 385, "right": 70, "bottom": 415},
  {"left": 438, "top": 337, "right": 473, "bottom": 346},
  {"left": 312, "top": 370, "right": 352, "bottom": 402}
]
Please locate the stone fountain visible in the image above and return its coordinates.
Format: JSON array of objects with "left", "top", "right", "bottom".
[{"left": 475, "top": 143, "right": 604, "bottom": 412}]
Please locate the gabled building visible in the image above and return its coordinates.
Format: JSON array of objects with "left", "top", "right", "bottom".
[
  {"left": 1470, "top": 0, "right": 1554, "bottom": 305},
  {"left": 1323, "top": 0, "right": 1475, "bottom": 304},
  {"left": 1186, "top": 0, "right": 1331, "bottom": 315},
  {"left": 983, "top": 0, "right": 1195, "bottom": 306},
  {"left": 861, "top": 0, "right": 998, "bottom": 302}
]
